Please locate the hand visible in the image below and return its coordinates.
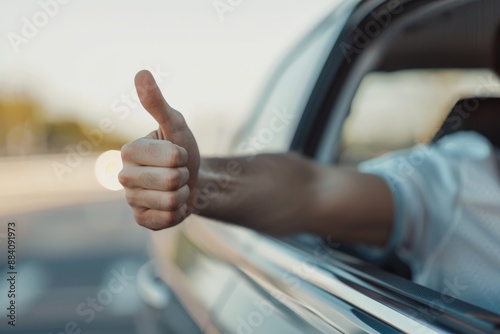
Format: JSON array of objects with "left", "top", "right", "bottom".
[{"left": 118, "top": 70, "right": 200, "bottom": 230}]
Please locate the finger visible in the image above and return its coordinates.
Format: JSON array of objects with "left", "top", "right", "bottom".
[
  {"left": 121, "top": 138, "right": 188, "bottom": 167},
  {"left": 120, "top": 166, "right": 189, "bottom": 191},
  {"left": 133, "top": 204, "right": 188, "bottom": 230},
  {"left": 144, "top": 130, "right": 159, "bottom": 140},
  {"left": 134, "top": 70, "right": 184, "bottom": 133},
  {"left": 126, "top": 185, "right": 190, "bottom": 211}
]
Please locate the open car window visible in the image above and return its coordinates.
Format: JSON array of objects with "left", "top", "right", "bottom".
[{"left": 279, "top": 0, "right": 500, "bottom": 330}]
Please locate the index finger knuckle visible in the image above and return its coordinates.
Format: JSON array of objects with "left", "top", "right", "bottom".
[{"left": 168, "top": 146, "right": 183, "bottom": 166}]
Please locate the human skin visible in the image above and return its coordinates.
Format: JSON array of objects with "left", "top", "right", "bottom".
[{"left": 119, "top": 70, "right": 394, "bottom": 247}]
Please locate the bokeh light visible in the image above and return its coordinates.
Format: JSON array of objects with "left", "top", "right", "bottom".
[{"left": 95, "top": 150, "right": 123, "bottom": 191}]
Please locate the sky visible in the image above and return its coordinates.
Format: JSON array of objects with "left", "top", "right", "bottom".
[{"left": 0, "top": 0, "right": 340, "bottom": 140}]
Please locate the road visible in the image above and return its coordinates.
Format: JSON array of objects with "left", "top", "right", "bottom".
[{"left": 0, "top": 155, "right": 162, "bottom": 334}]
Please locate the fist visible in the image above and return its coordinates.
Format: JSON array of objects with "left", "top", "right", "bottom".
[{"left": 119, "top": 70, "right": 200, "bottom": 230}]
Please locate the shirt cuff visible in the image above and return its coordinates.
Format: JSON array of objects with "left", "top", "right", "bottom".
[{"left": 354, "top": 167, "right": 405, "bottom": 265}]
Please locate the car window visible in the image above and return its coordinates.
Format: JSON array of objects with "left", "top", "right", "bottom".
[
  {"left": 233, "top": 2, "right": 357, "bottom": 155},
  {"left": 338, "top": 69, "right": 500, "bottom": 165}
]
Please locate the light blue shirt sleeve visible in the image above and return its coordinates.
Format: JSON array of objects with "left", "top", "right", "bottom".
[
  {"left": 355, "top": 131, "right": 494, "bottom": 271},
  {"left": 355, "top": 131, "right": 500, "bottom": 313}
]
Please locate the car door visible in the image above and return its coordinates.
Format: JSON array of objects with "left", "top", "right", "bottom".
[{"left": 148, "top": 0, "right": 500, "bottom": 333}]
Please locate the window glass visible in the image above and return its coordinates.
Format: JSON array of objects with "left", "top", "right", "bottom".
[{"left": 233, "top": 2, "right": 357, "bottom": 155}]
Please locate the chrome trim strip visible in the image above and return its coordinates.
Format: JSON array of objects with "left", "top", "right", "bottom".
[{"left": 183, "top": 220, "right": 446, "bottom": 333}]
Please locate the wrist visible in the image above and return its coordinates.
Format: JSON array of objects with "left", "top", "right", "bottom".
[{"left": 188, "top": 157, "right": 243, "bottom": 218}]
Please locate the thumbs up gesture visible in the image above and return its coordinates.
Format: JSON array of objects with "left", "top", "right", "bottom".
[{"left": 119, "top": 70, "right": 200, "bottom": 230}]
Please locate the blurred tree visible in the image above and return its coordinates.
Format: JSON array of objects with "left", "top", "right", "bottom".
[
  {"left": 0, "top": 95, "right": 45, "bottom": 156},
  {"left": 0, "top": 95, "right": 126, "bottom": 157},
  {"left": 45, "top": 119, "right": 126, "bottom": 153}
]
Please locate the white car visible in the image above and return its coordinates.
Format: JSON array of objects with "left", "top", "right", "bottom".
[{"left": 138, "top": 0, "right": 500, "bottom": 333}]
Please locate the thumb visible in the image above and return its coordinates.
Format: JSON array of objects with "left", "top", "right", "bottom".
[{"left": 134, "top": 70, "right": 185, "bottom": 136}]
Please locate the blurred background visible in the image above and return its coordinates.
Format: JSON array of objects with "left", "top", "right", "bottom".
[{"left": 0, "top": 0, "right": 338, "bottom": 333}]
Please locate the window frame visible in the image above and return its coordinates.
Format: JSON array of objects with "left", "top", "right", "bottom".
[{"left": 285, "top": 0, "right": 500, "bottom": 330}]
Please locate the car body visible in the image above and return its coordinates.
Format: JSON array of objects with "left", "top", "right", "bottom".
[{"left": 138, "top": 0, "right": 500, "bottom": 333}]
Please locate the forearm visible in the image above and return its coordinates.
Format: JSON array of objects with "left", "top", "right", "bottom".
[
  {"left": 191, "top": 153, "right": 318, "bottom": 235},
  {"left": 192, "top": 153, "right": 394, "bottom": 247},
  {"left": 310, "top": 164, "right": 394, "bottom": 247}
]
